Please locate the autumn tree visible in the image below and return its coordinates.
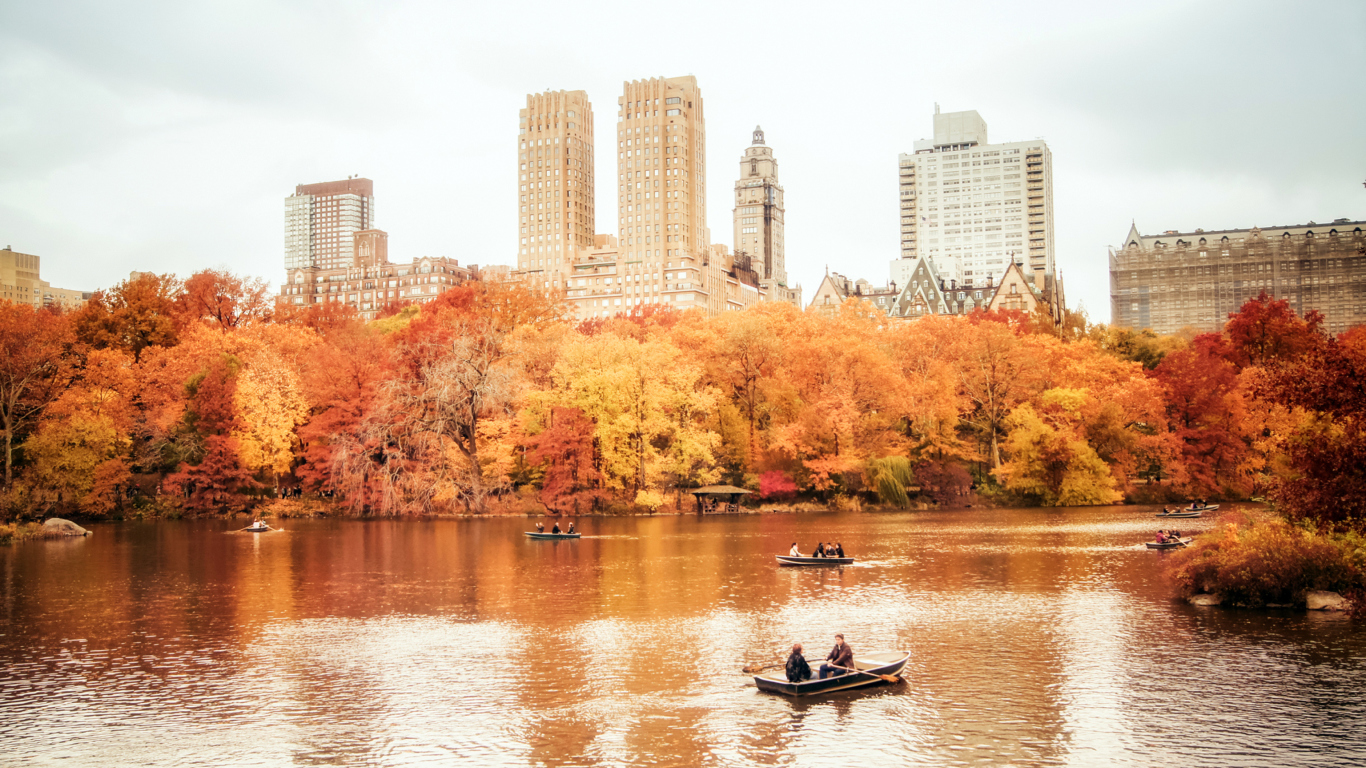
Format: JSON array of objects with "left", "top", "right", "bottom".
[
  {"left": 1152, "top": 334, "right": 1253, "bottom": 497},
  {"left": 525, "top": 407, "right": 602, "bottom": 514},
  {"left": 72, "top": 272, "right": 182, "bottom": 361},
  {"left": 176, "top": 269, "right": 273, "bottom": 330},
  {"left": 0, "top": 303, "right": 75, "bottom": 487},
  {"left": 164, "top": 356, "right": 256, "bottom": 512},
  {"left": 1224, "top": 291, "right": 1324, "bottom": 369},
  {"left": 994, "top": 388, "right": 1123, "bottom": 506},
  {"left": 381, "top": 282, "right": 568, "bottom": 512}
]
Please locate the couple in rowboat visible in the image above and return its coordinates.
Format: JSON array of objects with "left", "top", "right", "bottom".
[{"left": 785, "top": 634, "right": 856, "bottom": 682}]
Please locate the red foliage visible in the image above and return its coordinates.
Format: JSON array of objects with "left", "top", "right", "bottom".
[
  {"left": 0, "top": 303, "right": 75, "bottom": 487},
  {"left": 526, "top": 407, "right": 603, "bottom": 514},
  {"left": 758, "top": 470, "right": 797, "bottom": 500},
  {"left": 177, "top": 269, "right": 273, "bottom": 330},
  {"left": 915, "top": 460, "right": 972, "bottom": 505},
  {"left": 1152, "top": 333, "right": 1251, "bottom": 496},
  {"left": 296, "top": 330, "right": 392, "bottom": 501},
  {"left": 1224, "top": 290, "right": 1324, "bottom": 369},
  {"left": 165, "top": 358, "right": 256, "bottom": 512},
  {"left": 1258, "top": 336, "right": 1366, "bottom": 530}
]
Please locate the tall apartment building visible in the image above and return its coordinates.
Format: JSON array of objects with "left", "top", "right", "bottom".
[
  {"left": 283, "top": 178, "right": 375, "bottom": 271},
  {"left": 733, "top": 126, "right": 800, "bottom": 307},
  {"left": 894, "top": 107, "right": 1054, "bottom": 292},
  {"left": 1111, "top": 220, "right": 1366, "bottom": 335},
  {"left": 0, "top": 246, "right": 90, "bottom": 310},
  {"left": 517, "top": 90, "right": 595, "bottom": 270}
]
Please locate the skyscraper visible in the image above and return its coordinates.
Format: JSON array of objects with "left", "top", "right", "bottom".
[
  {"left": 517, "top": 90, "right": 595, "bottom": 271},
  {"left": 733, "top": 126, "right": 789, "bottom": 291},
  {"left": 283, "top": 178, "right": 375, "bottom": 271},
  {"left": 893, "top": 108, "right": 1054, "bottom": 292},
  {"left": 618, "top": 76, "right": 706, "bottom": 266}
]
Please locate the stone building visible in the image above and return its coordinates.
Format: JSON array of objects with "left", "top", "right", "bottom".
[
  {"left": 1110, "top": 220, "right": 1366, "bottom": 335},
  {"left": 0, "top": 245, "right": 90, "bottom": 310},
  {"left": 808, "top": 271, "right": 899, "bottom": 316},
  {"left": 278, "top": 229, "right": 476, "bottom": 320},
  {"left": 517, "top": 89, "right": 596, "bottom": 269},
  {"left": 733, "top": 126, "right": 800, "bottom": 307}
]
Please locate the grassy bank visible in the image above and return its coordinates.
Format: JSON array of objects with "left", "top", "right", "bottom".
[{"left": 1166, "top": 512, "right": 1366, "bottom": 609}]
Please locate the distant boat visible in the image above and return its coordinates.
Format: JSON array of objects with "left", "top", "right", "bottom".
[
  {"left": 525, "top": 531, "right": 581, "bottom": 539},
  {"left": 776, "top": 555, "right": 853, "bottom": 566},
  {"left": 754, "top": 651, "right": 909, "bottom": 696},
  {"left": 1157, "top": 505, "right": 1217, "bottom": 518},
  {"left": 243, "top": 522, "right": 270, "bottom": 533},
  {"left": 1146, "top": 537, "right": 1193, "bottom": 549}
]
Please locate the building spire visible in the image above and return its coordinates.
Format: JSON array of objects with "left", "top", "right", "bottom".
[{"left": 752, "top": 125, "right": 765, "bottom": 145}]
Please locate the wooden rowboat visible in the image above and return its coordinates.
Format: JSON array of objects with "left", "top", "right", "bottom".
[
  {"left": 1157, "top": 505, "right": 1218, "bottom": 517},
  {"left": 1145, "top": 537, "right": 1193, "bottom": 549},
  {"left": 776, "top": 555, "right": 853, "bottom": 566},
  {"left": 525, "top": 531, "right": 581, "bottom": 539},
  {"left": 1156, "top": 511, "right": 1202, "bottom": 519},
  {"left": 754, "top": 651, "right": 909, "bottom": 696},
  {"left": 243, "top": 523, "right": 270, "bottom": 533}
]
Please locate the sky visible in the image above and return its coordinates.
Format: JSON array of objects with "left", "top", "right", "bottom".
[{"left": 1, "top": 0, "right": 1363, "bottom": 323}]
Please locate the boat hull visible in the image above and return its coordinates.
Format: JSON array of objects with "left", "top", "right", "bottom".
[
  {"left": 1156, "top": 512, "right": 1202, "bottom": 519},
  {"left": 525, "top": 532, "right": 581, "bottom": 539},
  {"left": 1146, "top": 537, "right": 1193, "bottom": 549},
  {"left": 754, "top": 651, "right": 909, "bottom": 696},
  {"left": 1157, "top": 505, "right": 1218, "bottom": 517},
  {"left": 776, "top": 555, "right": 853, "bottom": 566}
]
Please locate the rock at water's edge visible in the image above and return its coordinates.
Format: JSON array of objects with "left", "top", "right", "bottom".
[
  {"left": 42, "top": 518, "right": 89, "bottom": 537},
  {"left": 1306, "top": 590, "right": 1348, "bottom": 611},
  {"left": 1188, "top": 593, "right": 1223, "bottom": 606}
]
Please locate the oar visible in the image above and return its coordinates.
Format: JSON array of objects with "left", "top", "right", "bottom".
[
  {"left": 832, "top": 664, "right": 902, "bottom": 684},
  {"left": 742, "top": 660, "right": 783, "bottom": 674}
]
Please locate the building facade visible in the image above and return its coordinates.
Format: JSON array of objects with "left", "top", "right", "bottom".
[
  {"left": 284, "top": 178, "right": 375, "bottom": 271},
  {"left": 733, "top": 126, "right": 799, "bottom": 306},
  {"left": 1, "top": 246, "right": 90, "bottom": 310},
  {"left": 518, "top": 90, "right": 595, "bottom": 270},
  {"left": 278, "top": 229, "right": 476, "bottom": 320},
  {"left": 894, "top": 107, "right": 1054, "bottom": 292},
  {"left": 1111, "top": 220, "right": 1366, "bottom": 335}
]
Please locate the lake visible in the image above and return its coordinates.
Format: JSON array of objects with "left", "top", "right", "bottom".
[{"left": 1, "top": 506, "right": 1362, "bottom": 767}]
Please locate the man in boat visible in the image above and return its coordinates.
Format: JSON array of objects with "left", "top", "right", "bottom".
[
  {"left": 552, "top": 522, "right": 562, "bottom": 534},
  {"left": 1155, "top": 530, "right": 1169, "bottom": 544},
  {"left": 536, "top": 522, "right": 545, "bottom": 533},
  {"left": 834, "top": 543, "right": 845, "bottom": 558},
  {"left": 567, "top": 521, "right": 576, "bottom": 534},
  {"left": 785, "top": 643, "right": 812, "bottom": 682},
  {"left": 819, "top": 634, "right": 855, "bottom": 679},
  {"left": 789, "top": 542, "right": 801, "bottom": 556}
]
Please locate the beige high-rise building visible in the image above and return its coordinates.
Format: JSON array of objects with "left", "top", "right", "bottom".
[
  {"left": 284, "top": 178, "right": 375, "bottom": 271},
  {"left": 517, "top": 90, "right": 595, "bottom": 272},
  {"left": 733, "top": 126, "right": 800, "bottom": 307},
  {"left": 894, "top": 107, "right": 1055, "bottom": 294},
  {"left": 617, "top": 76, "right": 706, "bottom": 267},
  {"left": 0, "top": 245, "right": 90, "bottom": 310}
]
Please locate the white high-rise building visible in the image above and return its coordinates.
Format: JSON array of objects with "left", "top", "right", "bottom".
[
  {"left": 283, "top": 178, "right": 375, "bottom": 271},
  {"left": 893, "top": 108, "right": 1054, "bottom": 292}
]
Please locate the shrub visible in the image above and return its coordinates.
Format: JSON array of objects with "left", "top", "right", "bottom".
[
  {"left": 758, "top": 471, "right": 797, "bottom": 501},
  {"left": 1166, "top": 513, "right": 1366, "bottom": 607},
  {"left": 868, "top": 456, "right": 914, "bottom": 508}
]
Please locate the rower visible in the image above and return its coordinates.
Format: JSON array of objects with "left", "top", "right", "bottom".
[
  {"left": 1156, "top": 530, "right": 1167, "bottom": 544},
  {"left": 819, "top": 634, "right": 855, "bottom": 679},
  {"left": 552, "top": 522, "right": 562, "bottom": 534}
]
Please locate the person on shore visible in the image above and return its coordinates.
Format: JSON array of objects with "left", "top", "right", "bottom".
[
  {"left": 789, "top": 542, "right": 801, "bottom": 556},
  {"left": 835, "top": 543, "right": 845, "bottom": 558},
  {"left": 552, "top": 522, "right": 562, "bottom": 534},
  {"left": 785, "top": 643, "right": 812, "bottom": 682},
  {"left": 819, "top": 634, "right": 855, "bottom": 679}
]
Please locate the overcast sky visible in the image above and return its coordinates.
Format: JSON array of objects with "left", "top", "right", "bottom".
[{"left": 2, "top": 0, "right": 1362, "bottom": 323}]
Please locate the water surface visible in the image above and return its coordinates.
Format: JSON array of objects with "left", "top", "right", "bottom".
[{"left": 1, "top": 506, "right": 1361, "bottom": 766}]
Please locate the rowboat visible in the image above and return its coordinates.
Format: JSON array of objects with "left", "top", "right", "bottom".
[
  {"left": 1157, "top": 505, "right": 1218, "bottom": 517},
  {"left": 525, "top": 531, "right": 581, "bottom": 539},
  {"left": 1156, "top": 511, "right": 1202, "bottom": 519},
  {"left": 776, "top": 555, "right": 853, "bottom": 566},
  {"left": 754, "top": 651, "right": 909, "bottom": 696},
  {"left": 1145, "top": 537, "right": 1193, "bottom": 549},
  {"left": 243, "top": 522, "right": 270, "bottom": 533}
]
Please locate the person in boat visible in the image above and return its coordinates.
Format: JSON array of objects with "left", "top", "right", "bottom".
[
  {"left": 1170, "top": 529, "right": 1181, "bottom": 540},
  {"left": 552, "top": 522, "right": 562, "bottom": 534},
  {"left": 819, "top": 634, "right": 855, "bottom": 679},
  {"left": 785, "top": 643, "right": 812, "bottom": 682},
  {"left": 789, "top": 542, "right": 801, "bottom": 556},
  {"left": 814, "top": 543, "right": 827, "bottom": 558},
  {"left": 1155, "top": 530, "right": 1168, "bottom": 544},
  {"left": 835, "top": 543, "right": 845, "bottom": 558},
  {"left": 567, "top": 522, "right": 576, "bottom": 534},
  {"left": 536, "top": 522, "right": 545, "bottom": 533}
]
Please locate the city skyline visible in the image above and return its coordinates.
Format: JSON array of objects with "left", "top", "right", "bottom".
[{"left": 2, "top": 2, "right": 1363, "bottom": 323}]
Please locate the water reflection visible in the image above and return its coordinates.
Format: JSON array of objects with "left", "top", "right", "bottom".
[{"left": 1, "top": 506, "right": 1362, "bottom": 766}]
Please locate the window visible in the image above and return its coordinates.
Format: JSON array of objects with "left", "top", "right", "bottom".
[
  {"left": 666, "top": 109, "right": 680, "bottom": 116},
  {"left": 666, "top": 97, "right": 680, "bottom": 104}
]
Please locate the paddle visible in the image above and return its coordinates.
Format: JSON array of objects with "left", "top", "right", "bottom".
[
  {"left": 832, "top": 664, "right": 902, "bottom": 684},
  {"left": 742, "top": 660, "right": 783, "bottom": 674}
]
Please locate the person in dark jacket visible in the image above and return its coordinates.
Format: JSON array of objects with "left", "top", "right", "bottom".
[
  {"left": 835, "top": 543, "right": 845, "bottom": 558},
  {"left": 552, "top": 522, "right": 561, "bottom": 534},
  {"left": 785, "top": 643, "right": 812, "bottom": 682},
  {"left": 819, "top": 634, "right": 855, "bottom": 679}
]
